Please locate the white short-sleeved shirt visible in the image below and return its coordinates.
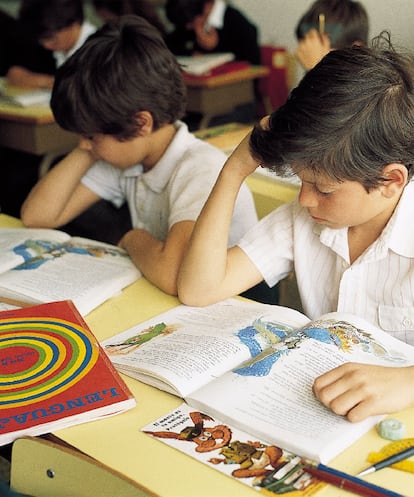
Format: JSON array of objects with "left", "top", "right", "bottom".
[
  {"left": 239, "top": 181, "right": 414, "bottom": 345},
  {"left": 82, "top": 121, "right": 258, "bottom": 247},
  {"left": 54, "top": 21, "right": 96, "bottom": 67}
]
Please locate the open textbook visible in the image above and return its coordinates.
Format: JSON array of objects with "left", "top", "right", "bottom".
[
  {"left": 0, "top": 228, "right": 141, "bottom": 315},
  {"left": 102, "top": 298, "right": 414, "bottom": 464},
  {"left": 177, "top": 52, "right": 235, "bottom": 75},
  {"left": 0, "top": 86, "right": 51, "bottom": 107},
  {"left": 0, "top": 300, "right": 136, "bottom": 446}
]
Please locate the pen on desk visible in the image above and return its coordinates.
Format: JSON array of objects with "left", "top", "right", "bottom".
[
  {"left": 357, "top": 444, "right": 414, "bottom": 477},
  {"left": 318, "top": 13, "right": 325, "bottom": 35},
  {"left": 302, "top": 462, "right": 405, "bottom": 497}
]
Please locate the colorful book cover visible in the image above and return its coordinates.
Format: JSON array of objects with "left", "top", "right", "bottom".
[
  {"left": 143, "top": 404, "right": 325, "bottom": 496},
  {"left": 0, "top": 300, "right": 136, "bottom": 445}
]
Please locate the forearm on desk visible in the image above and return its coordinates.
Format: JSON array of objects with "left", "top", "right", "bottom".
[
  {"left": 7, "top": 66, "right": 54, "bottom": 90},
  {"left": 119, "top": 221, "right": 194, "bottom": 296},
  {"left": 21, "top": 147, "right": 99, "bottom": 227}
]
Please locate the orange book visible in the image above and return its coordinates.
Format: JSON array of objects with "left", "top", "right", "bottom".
[{"left": 0, "top": 300, "right": 136, "bottom": 445}]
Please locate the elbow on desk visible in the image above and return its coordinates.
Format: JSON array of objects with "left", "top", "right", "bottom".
[
  {"left": 178, "top": 294, "right": 215, "bottom": 307},
  {"left": 20, "top": 209, "right": 58, "bottom": 229},
  {"left": 177, "top": 283, "right": 219, "bottom": 308}
]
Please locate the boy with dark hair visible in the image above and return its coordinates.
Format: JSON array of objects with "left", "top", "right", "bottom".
[
  {"left": 295, "top": 0, "right": 368, "bottom": 70},
  {"left": 18, "top": 0, "right": 96, "bottom": 68},
  {"left": 92, "top": 0, "right": 166, "bottom": 36},
  {"left": 21, "top": 16, "right": 257, "bottom": 296},
  {"left": 178, "top": 36, "right": 414, "bottom": 422}
]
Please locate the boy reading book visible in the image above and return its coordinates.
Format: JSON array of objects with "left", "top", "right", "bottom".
[
  {"left": 21, "top": 16, "right": 257, "bottom": 296},
  {"left": 178, "top": 34, "right": 414, "bottom": 423}
]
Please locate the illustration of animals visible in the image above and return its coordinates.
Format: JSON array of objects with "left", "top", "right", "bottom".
[
  {"left": 209, "top": 440, "right": 283, "bottom": 478},
  {"left": 144, "top": 411, "right": 232, "bottom": 452}
]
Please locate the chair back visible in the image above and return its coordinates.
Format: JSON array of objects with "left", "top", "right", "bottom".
[{"left": 10, "top": 436, "right": 154, "bottom": 497}]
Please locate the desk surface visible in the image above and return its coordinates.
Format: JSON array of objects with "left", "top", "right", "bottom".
[
  {"left": 0, "top": 80, "right": 54, "bottom": 124},
  {"left": 2, "top": 223, "right": 413, "bottom": 497},
  {"left": 0, "top": 87, "right": 78, "bottom": 159},
  {"left": 0, "top": 101, "right": 54, "bottom": 125},
  {"left": 58, "top": 279, "right": 414, "bottom": 497}
]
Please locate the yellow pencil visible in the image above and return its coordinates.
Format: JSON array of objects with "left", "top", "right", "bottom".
[{"left": 318, "top": 13, "right": 325, "bottom": 35}]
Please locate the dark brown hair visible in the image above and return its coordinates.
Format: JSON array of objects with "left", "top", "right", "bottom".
[
  {"left": 250, "top": 34, "right": 414, "bottom": 190},
  {"left": 51, "top": 15, "right": 186, "bottom": 139}
]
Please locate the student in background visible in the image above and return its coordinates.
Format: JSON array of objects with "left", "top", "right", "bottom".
[
  {"left": 21, "top": 16, "right": 258, "bottom": 297},
  {"left": 165, "top": 0, "right": 261, "bottom": 128},
  {"left": 165, "top": 0, "right": 260, "bottom": 66},
  {"left": 18, "top": 0, "right": 96, "bottom": 69},
  {"left": 0, "top": 9, "right": 55, "bottom": 89},
  {"left": 178, "top": 35, "right": 414, "bottom": 421},
  {"left": 92, "top": 0, "right": 166, "bottom": 36},
  {"left": 295, "top": 0, "right": 368, "bottom": 70},
  {"left": 0, "top": 9, "right": 57, "bottom": 220}
]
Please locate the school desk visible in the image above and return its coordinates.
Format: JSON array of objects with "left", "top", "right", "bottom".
[
  {"left": 0, "top": 90, "right": 78, "bottom": 176},
  {"left": 0, "top": 214, "right": 413, "bottom": 496},
  {"left": 184, "top": 65, "right": 269, "bottom": 129}
]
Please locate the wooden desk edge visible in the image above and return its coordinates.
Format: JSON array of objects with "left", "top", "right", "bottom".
[{"left": 0, "top": 106, "right": 55, "bottom": 124}]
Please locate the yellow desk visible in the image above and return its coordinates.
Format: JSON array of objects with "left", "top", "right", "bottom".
[
  {"left": 2, "top": 220, "right": 413, "bottom": 497},
  {"left": 184, "top": 65, "right": 269, "bottom": 129},
  {"left": 56, "top": 281, "right": 414, "bottom": 497},
  {"left": 0, "top": 97, "right": 78, "bottom": 176}
]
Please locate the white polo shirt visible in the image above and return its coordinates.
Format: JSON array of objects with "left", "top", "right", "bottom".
[
  {"left": 82, "top": 121, "right": 258, "bottom": 247},
  {"left": 54, "top": 21, "right": 96, "bottom": 67},
  {"left": 206, "top": 0, "right": 226, "bottom": 30},
  {"left": 239, "top": 181, "right": 414, "bottom": 344}
]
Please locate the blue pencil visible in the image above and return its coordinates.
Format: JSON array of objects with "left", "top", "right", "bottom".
[{"left": 357, "top": 444, "right": 414, "bottom": 476}]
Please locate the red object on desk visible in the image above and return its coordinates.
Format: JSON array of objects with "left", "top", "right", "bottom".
[
  {"left": 303, "top": 465, "right": 404, "bottom": 497},
  {"left": 259, "top": 45, "right": 289, "bottom": 112}
]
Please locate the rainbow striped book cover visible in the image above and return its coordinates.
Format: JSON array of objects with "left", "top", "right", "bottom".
[{"left": 0, "top": 300, "right": 136, "bottom": 445}]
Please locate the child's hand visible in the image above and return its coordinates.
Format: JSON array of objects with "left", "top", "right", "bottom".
[
  {"left": 193, "top": 15, "right": 219, "bottom": 50},
  {"left": 313, "top": 363, "right": 414, "bottom": 422},
  {"left": 225, "top": 116, "right": 270, "bottom": 179},
  {"left": 295, "top": 29, "right": 331, "bottom": 70}
]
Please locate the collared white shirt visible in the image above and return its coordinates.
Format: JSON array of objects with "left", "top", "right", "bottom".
[
  {"left": 54, "top": 21, "right": 96, "bottom": 67},
  {"left": 206, "top": 0, "right": 226, "bottom": 30},
  {"left": 82, "top": 121, "right": 257, "bottom": 247},
  {"left": 239, "top": 181, "right": 414, "bottom": 344}
]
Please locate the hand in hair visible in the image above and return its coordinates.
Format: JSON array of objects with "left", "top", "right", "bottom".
[{"left": 296, "top": 28, "right": 331, "bottom": 70}]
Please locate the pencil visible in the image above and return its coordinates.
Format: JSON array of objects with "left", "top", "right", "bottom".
[
  {"left": 303, "top": 463, "right": 405, "bottom": 497},
  {"left": 318, "top": 13, "right": 325, "bottom": 35},
  {"left": 357, "top": 444, "right": 414, "bottom": 476}
]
